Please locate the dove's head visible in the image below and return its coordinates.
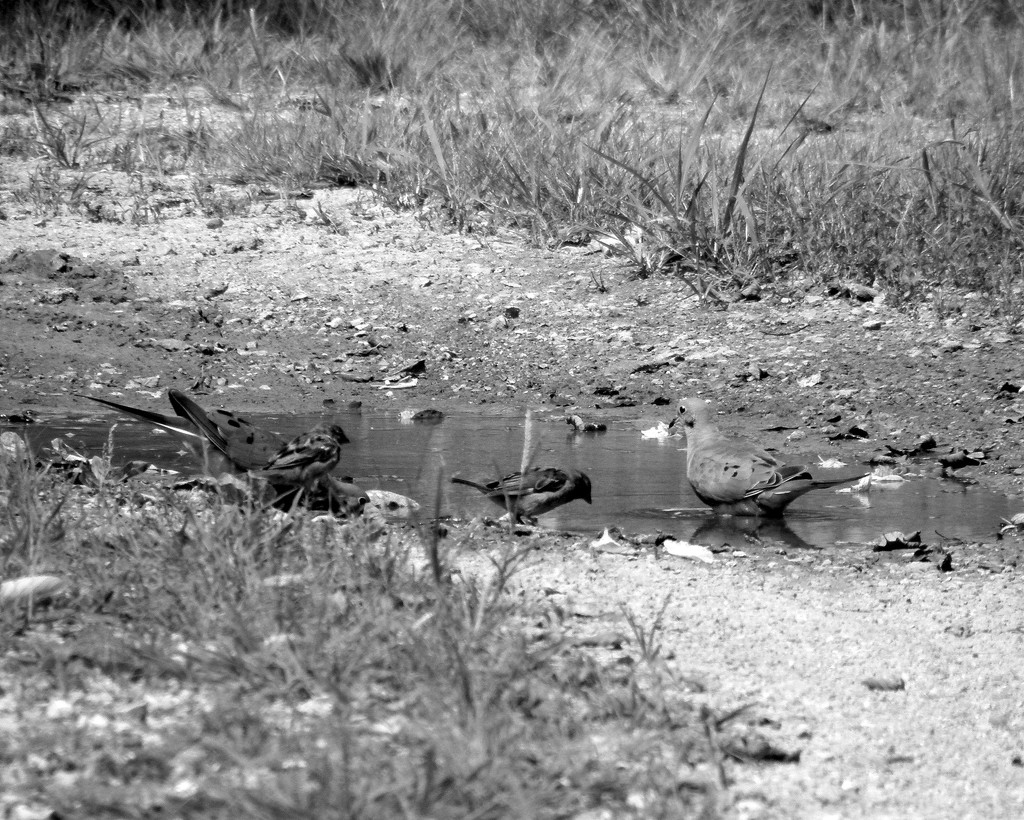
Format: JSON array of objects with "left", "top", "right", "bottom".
[{"left": 671, "top": 397, "right": 712, "bottom": 432}]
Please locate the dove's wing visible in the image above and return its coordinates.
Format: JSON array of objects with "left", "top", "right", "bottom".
[{"left": 168, "top": 389, "right": 285, "bottom": 471}]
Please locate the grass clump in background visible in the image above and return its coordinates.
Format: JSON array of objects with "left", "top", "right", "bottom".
[{"left": 1, "top": 0, "right": 1022, "bottom": 323}]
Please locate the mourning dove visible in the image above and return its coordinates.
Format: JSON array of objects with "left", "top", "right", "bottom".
[
  {"left": 451, "top": 466, "right": 592, "bottom": 524},
  {"left": 82, "top": 389, "right": 286, "bottom": 473},
  {"left": 672, "top": 397, "right": 866, "bottom": 516}
]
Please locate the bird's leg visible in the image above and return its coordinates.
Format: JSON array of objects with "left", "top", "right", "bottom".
[
  {"left": 288, "top": 484, "right": 309, "bottom": 513},
  {"left": 257, "top": 483, "right": 307, "bottom": 514}
]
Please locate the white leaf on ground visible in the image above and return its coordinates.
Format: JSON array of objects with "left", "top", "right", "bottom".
[
  {"left": 0, "top": 575, "right": 65, "bottom": 606},
  {"left": 662, "top": 540, "right": 714, "bottom": 563},
  {"left": 262, "top": 573, "right": 307, "bottom": 588},
  {"left": 817, "top": 456, "right": 847, "bottom": 469},
  {"left": 590, "top": 528, "right": 619, "bottom": 549},
  {"left": 839, "top": 475, "right": 873, "bottom": 493},
  {"left": 1000, "top": 512, "right": 1024, "bottom": 535},
  {"left": 871, "top": 468, "right": 907, "bottom": 483}
]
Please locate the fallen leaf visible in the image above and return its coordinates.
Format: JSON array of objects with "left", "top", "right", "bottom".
[
  {"left": 662, "top": 539, "right": 714, "bottom": 563},
  {"left": 885, "top": 434, "right": 937, "bottom": 457},
  {"left": 262, "top": 573, "right": 308, "bottom": 588},
  {"left": 0, "top": 575, "right": 65, "bottom": 606},
  {"left": 828, "top": 425, "right": 869, "bottom": 441},
  {"left": 641, "top": 421, "right": 675, "bottom": 440},
  {"left": 870, "top": 470, "right": 907, "bottom": 484},
  {"left": 591, "top": 528, "right": 617, "bottom": 547},
  {"left": 721, "top": 732, "right": 801, "bottom": 763},
  {"left": 872, "top": 531, "right": 923, "bottom": 551},
  {"left": 399, "top": 408, "right": 444, "bottom": 423},
  {"left": 863, "top": 676, "right": 906, "bottom": 691},
  {"left": 573, "top": 630, "right": 628, "bottom": 649},
  {"left": 839, "top": 474, "right": 873, "bottom": 493}
]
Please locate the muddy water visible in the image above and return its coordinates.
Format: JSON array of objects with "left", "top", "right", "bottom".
[{"left": 6, "top": 409, "right": 1018, "bottom": 549}]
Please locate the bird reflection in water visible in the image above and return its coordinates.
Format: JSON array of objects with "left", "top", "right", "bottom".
[{"left": 686, "top": 514, "right": 818, "bottom": 551}]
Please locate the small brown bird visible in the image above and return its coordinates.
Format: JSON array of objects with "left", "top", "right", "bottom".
[
  {"left": 249, "top": 424, "right": 350, "bottom": 491},
  {"left": 451, "top": 466, "right": 592, "bottom": 524},
  {"left": 672, "top": 396, "right": 865, "bottom": 516}
]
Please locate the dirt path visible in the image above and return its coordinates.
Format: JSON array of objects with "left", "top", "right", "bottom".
[{"left": 3, "top": 172, "right": 1024, "bottom": 817}]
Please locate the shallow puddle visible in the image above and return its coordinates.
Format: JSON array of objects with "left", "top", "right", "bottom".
[{"left": 5, "top": 409, "right": 1019, "bottom": 549}]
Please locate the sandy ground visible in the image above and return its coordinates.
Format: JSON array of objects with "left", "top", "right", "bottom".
[{"left": 494, "top": 544, "right": 1024, "bottom": 818}]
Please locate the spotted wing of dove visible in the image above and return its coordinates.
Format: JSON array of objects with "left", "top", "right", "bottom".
[
  {"left": 673, "top": 397, "right": 865, "bottom": 516},
  {"left": 166, "top": 389, "right": 290, "bottom": 471},
  {"left": 82, "top": 389, "right": 288, "bottom": 473}
]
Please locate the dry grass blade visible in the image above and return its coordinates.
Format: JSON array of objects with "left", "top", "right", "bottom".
[
  {"left": 422, "top": 115, "right": 449, "bottom": 186},
  {"left": 520, "top": 407, "right": 535, "bottom": 477},
  {"left": 921, "top": 147, "right": 939, "bottom": 213},
  {"left": 964, "top": 147, "right": 1021, "bottom": 235},
  {"left": 721, "top": 66, "right": 770, "bottom": 232}
]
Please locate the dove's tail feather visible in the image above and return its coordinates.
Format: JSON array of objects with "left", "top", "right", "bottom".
[
  {"left": 451, "top": 476, "right": 492, "bottom": 494},
  {"left": 167, "top": 389, "right": 230, "bottom": 452},
  {"left": 754, "top": 471, "right": 869, "bottom": 514},
  {"left": 78, "top": 393, "right": 199, "bottom": 440},
  {"left": 808, "top": 472, "right": 870, "bottom": 490}
]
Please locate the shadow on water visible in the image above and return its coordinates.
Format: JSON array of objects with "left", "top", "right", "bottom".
[{"left": 5, "top": 409, "right": 1018, "bottom": 549}]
